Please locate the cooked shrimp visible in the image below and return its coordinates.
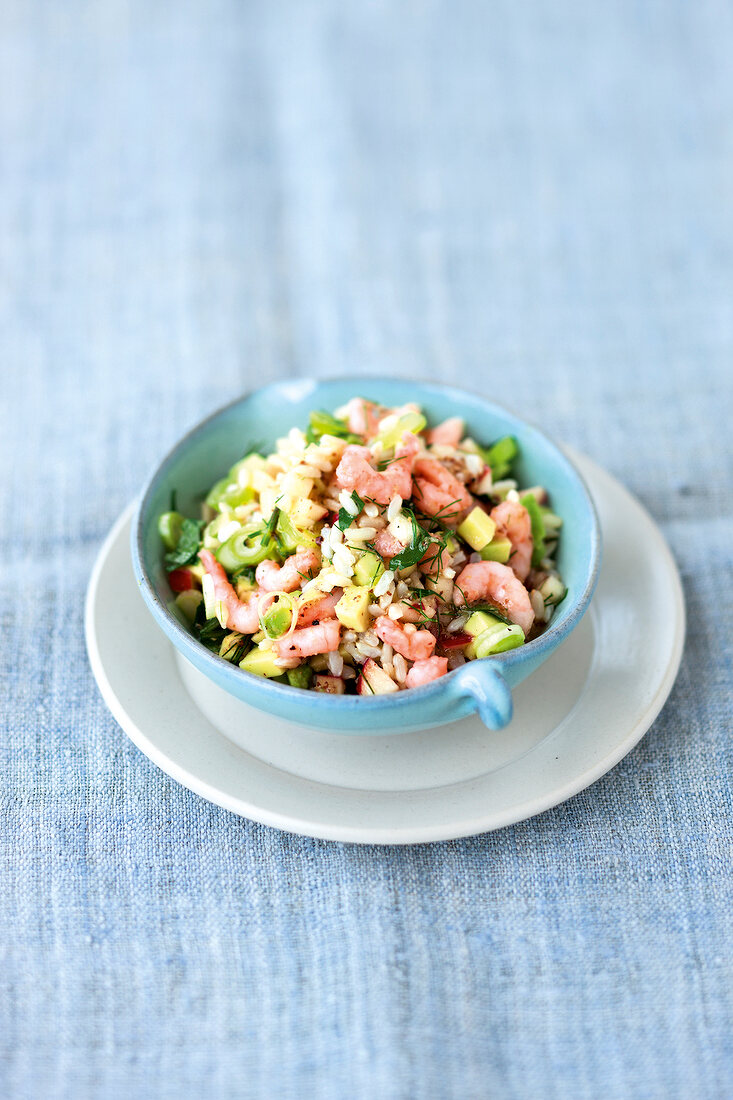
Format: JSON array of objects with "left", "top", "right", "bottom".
[
  {"left": 374, "top": 616, "right": 436, "bottom": 661},
  {"left": 453, "top": 560, "right": 534, "bottom": 636},
  {"left": 296, "top": 590, "right": 341, "bottom": 628},
  {"left": 405, "top": 656, "right": 449, "bottom": 689},
  {"left": 373, "top": 528, "right": 405, "bottom": 560},
  {"left": 335, "top": 432, "right": 419, "bottom": 505},
  {"left": 490, "top": 499, "right": 532, "bottom": 582},
  {"left": 412, "top": 457, "right": 473, "bottom": 525},
  {"left": 199, "top": 549, "right": 267, "bottom": 633},
  {"left": 256, "top": 548, "right": 320, "bottom": 592},
  {"left": 274, "top": 618, "right": 341, "bottom": 659},
  {"left": 426, "top": 417, "right": 464, "bottom": 448},
  {"left": 344, "top": 397, "right": 386, "bottom": 439}
]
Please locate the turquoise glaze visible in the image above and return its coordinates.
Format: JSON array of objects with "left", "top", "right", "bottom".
[{"left": 132, "top": 379, "right": 601, "bottom": 734}]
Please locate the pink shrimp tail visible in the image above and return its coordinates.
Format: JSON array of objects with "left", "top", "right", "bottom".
[
  {"left": 256, "top": 548, "right": 320, "bottom": 592},
  {"left": 274, "top": 618, "right": 341, "bottom": 659},
  {"left": 426, "top": 417, "right": 464, "bottom": 448},
  {"left": 198, "top": 549, "right": 263, "bottom": 634},
  {"left": 405, "top": 656, "right": 449, "bottom": 689},
  {"left": 374, "top": 616, "right": 436, "bottom": 661}
]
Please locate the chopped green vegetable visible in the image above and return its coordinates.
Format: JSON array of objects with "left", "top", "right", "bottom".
[
  {"left": 164, "top": 517, "right": 204, "bottom": 569},
  {"left": 287, "top": 665, "right": 314, "bottom": 690},
  {"left": 473, "top": 623, "right": 525, "bottom": 658},
  {"left": 374, "top": 411, "right": 426, "bottom": 450},
  {"left": 276, "top": 510, "right": 318, "bottom": 553},
  {"left": 352, "top": 549, "right": 385, "bottom": 588},
  {"left": 306, "top": 410, "right": 361, "bottom": 445},
  {"left": 216, "top": 524, "right": 278, "bottom": 571},
  {"left": 158, "top": 511, "right": 184, "bottom": 551},
  {"left": 262, "top": 606, "right": 292, "bottom": 639},
  {"left": 480, "top": 435, "right": 518, "bottom": 479},
  {"left": 520, "top": 492, "right": 546, "bottom": 567},
  {"left": 479, "top": 536, "right": 513, "bottom": 563}
]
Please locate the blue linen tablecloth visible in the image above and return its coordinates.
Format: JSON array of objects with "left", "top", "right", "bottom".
[{"left": 2, "top": 1, "right": 732, "bottom": 1096}]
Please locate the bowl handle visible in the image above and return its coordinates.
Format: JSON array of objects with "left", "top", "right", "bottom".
[{"left": 448, "top": 661, "right": 514, "bottom": 730}]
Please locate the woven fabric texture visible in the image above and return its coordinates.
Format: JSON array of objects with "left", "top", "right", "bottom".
[{"left": 2, "top": 1, "right": 732, "bottom": 1097}]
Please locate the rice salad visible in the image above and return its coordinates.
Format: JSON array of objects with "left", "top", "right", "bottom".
[{"left": 158, "top": 398, "right": 566, "bottom": 696}]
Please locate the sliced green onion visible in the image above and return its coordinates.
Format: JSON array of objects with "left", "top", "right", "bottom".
[
  {"left": 216, "top": 524, "right": 279, "bottom": 571},
  {"left": 276, "top": 510, "right": 318, "bottom": 553},
  {"left": 375, "top": 411, "right": 426, "bottom": 451}
]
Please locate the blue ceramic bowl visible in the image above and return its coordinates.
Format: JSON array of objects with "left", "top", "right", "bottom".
[{"left": 132, "top": 378, "right": 601, "bottom": 734}]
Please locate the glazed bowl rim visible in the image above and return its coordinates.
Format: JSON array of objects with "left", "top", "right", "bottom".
[{"left": 132, "top": 376, "right": 602, "bottom": 715}]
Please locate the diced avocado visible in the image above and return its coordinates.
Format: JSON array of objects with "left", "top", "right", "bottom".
[
  {"left": 158, "top": 511, "right": 184, "bottom": 551},
  {"left": 464, "top": 610, "right": 504, "bottom": 638},
  {"left": 335, "top": 586, "right": 372, "bottom": 632},
  {"left": 239, "top": 644, "right": 283, "bottom": 678},
  {"left": 286, "top": 665, "right": 314, "bottom": 690},
  {"left": 352, "top": 549, "right": 385, "bottom": 589},
  {"left": 457, "top": 507, "right": 496, "bottom": 551},
  {"left": 219, "top": 631, "right": 247, "bottom": 662},
  {"left": 480, "top": 536, "right": 513, "bottom": 563},
  {"left": 174, "top": 589, "right": 203, "bottom": 624}
]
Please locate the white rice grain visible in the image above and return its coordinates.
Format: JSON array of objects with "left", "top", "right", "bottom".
[
  {"left": 381, "top": 643, "right": 394, "bottom": 675},
  {"left": 342, "top": 525, "right": 377, "bottom": 542},
  {"left": 339, "top": 489, "right": 360, "bottom": 515},
  {"left": 393, "top": 654, "right": 408, "bottom": 683},
  {"left": 387, "top": 495, "right": 402, "bottom": 522},
  {"left": 319, "top": 571, "right": 354, "bottom": 590},
  {"left": 530, "top": 589, "right": 547, "bottom": 622},
  {"left": 373, "top": 569, "right": 395, "bottom": 597},
  {"left": 387, "top": 604, "right": 404, "bottom": 620},
  {"left": 328, "top": 651, "right": 345, "bottom": 676},
  {"left": 356, "top": 641, "right": 382, "bottom": 659},
  {"left": 364, "top": 502, "right": 379, "bottom": 519},
  {"left": 443, "top": 567, "right": 456, "bottom": 580},
  {"left": 447, "top": 613, "right": 469, "bottom": 632}
]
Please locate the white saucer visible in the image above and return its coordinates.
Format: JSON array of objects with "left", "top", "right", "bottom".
[{"left": 85, "top": 451, "right": 685, "bottom": 844}]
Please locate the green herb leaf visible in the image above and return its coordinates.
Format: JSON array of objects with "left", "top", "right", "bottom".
[
  {"left": 307, "top": 410, "right": 362, "bottom": 444},
  {"left": 164, "top": 518, "right": 204, "bottom": 569},
  {"left": 390, "top": 511, "right": 432, "bottom": 571},
  {"left": 336, "top": 490, "right": 365, "bottom": 531},
  {"left": 260, "top": 507, "right": 280, "bottom": 547}
]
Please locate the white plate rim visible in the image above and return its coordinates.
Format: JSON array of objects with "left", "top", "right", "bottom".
[{"left": 85, "top": 451, "right": 685, "bottom": 843}]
